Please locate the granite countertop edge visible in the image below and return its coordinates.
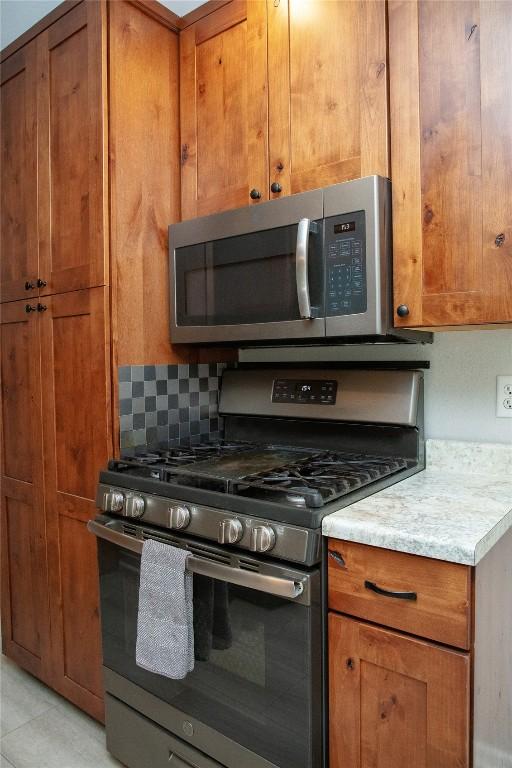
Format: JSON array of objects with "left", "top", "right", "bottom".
[{"left": 322, "top": 439, "right": 512, "bottom": 566}]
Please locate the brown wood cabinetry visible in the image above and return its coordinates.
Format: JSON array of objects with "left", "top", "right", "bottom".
[
  {"left": 0, "top": 44, "right": 39, "bottom": 303},
  {"left": 328, "top": 536, "right": 512, "bottom": 765},
  {"left": 180, "top": 0, "right": 269, "bottom": 219},
  {"left": 0, "top": 302, "right": 51, "bottom": 683},
  {"left": 390, "top": 0, "right": 512, "bottom": 328},
  {"left": 329, "top": 613, "right": 470, "bottom": 768},
  {"left": 0, "top": 0, "right": 182, "bottom": 721},
  {"left": 37, "top": 2, "right": 108, "bottom": 297},
  {"left": 40, "top": 288, "right": 111, "bottom": 720},
  {"left": 180, "top": 0, "right": 388, "bottom": 218},
  {"left": 267, "top": 0, "right": 389, "bottom": 198}
]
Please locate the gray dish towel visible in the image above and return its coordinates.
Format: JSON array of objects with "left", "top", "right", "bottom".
[{"left": 135, "top": 539, "right": 194, "bottom": 679}]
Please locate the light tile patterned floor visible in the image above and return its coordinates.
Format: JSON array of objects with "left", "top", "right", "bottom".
[{"left": 0, "top": 655, "right": 122, "bottom": 768}]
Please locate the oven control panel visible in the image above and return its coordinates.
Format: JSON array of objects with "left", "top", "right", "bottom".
[
  {"left": 325, "top": 209, "right": 367, "bottom": 316},
  {"left": 272, "top": 378, "right": 338, "bottom": 405}
]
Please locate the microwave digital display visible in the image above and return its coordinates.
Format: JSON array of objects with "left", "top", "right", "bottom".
[{"left": 333, "top": 221, "right": 355, "bottom": 234}]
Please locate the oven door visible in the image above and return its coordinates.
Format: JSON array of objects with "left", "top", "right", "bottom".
[
  {"left": 169, "top": 189, "right": 325, "bottom": 344},
  {"left": 91, "top": 518, "right": 322, "bottom": 768}
]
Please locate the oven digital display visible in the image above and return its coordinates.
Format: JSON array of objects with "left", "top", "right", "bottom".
[{"left": 272, "top": 379, "right": 338, "bottom": 405}]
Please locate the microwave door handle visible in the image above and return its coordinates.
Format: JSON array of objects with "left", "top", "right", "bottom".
[
  {"left": 296, "top": 217, "right": 312, "bottom": 319},
  {"left": 87, "top": 519, "right": 306, "bottom": 601}
]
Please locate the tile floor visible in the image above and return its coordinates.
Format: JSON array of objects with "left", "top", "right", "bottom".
[{"left": 0, "top": 655, "right": 122, "bottom": 768}]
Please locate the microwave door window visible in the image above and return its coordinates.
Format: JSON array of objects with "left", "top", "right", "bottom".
[{"left": 175, "top": 224, "right": 323, "bottom": 327}]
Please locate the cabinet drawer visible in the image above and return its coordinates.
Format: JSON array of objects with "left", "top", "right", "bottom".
[{"left": 328, "top": 539, "right": 472, "bottom": 649}]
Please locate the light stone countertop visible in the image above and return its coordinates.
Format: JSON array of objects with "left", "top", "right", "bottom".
[{"left": 322, "top": 440, "right": 512, "bottom": 565}]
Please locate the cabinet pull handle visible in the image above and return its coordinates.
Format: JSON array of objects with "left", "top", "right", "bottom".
[
  {"left": 37, "top": 303, "right": 47, "bottom": 312},
  {"left": 25, "top": 304, "right": 37, "bottom": 313},
  {"left": 328, "top": 550, "right": 346, "bottom": 568},
  {"left": 36, "top": 278, "right": 47, "bottom": 288},
  {"left": 364, "top": 580, "right": 417, "bottom": 601}
]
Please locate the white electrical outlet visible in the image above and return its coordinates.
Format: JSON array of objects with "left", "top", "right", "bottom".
[{"left": 496, "top": 375, "right": 512, "bottom": 418}]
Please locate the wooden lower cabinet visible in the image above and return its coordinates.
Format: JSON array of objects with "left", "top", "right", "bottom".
[
  {"left": 329, "top": 613, "right": 471, "bottom": 768},
  {"left": 40, "top": 288, "right": 112, "bottom": 720},
  {"left": 0, "top": 289, "right": 111, "bottom": 721},
  {"left": 0, "top": 301, "right": 51, "bottom": 682}
]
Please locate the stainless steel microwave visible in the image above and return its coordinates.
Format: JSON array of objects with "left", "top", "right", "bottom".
[{"left": 169, "top": 176, "right": 427, "bottom": 345}]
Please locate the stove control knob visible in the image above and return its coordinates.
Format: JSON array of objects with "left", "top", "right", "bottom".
[
  {"left": 103, "top": 491, "right": 124, "bottom": 513},
  {"left": 250, "top": 525, "right": 276, "bottom": 553},
  {"left": 218, "top": 518, "right": 243, "bottom": 545},
  {"left": 169, "top": 505, "right": 191, "bottom": 530},
  {"left": 124, "top": 495, "right": 145, "bottom": 519}
]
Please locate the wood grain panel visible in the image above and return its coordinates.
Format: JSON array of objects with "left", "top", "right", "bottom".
[
  {"left": 388, "top": 0, "right": 424, "bottom": 328},
  {"left": 328, "top": 539, "right": 472, "bottom": 649},
  {"left": 108, "top": 0, "right": 194, "bottom": 366},
  {"left": 419, "top": 0, "right": 482, "bottom": 297},
  {"left": 480, "top": 0, "right": 512, "bottom": 323},
  {"left": 329, "top": 613, "right": 470, "bottom": 768},
  {"left": 59, "top": 514, "right": 102, "bottom": 698},
  {"left": 37, "top": 1, "right": 108, "bottom": 296},
  {"left": 0, "top": 43, "right": 39, "bottom": 303},
  {"left": 268, "top": 0, "right": 388, "bottom": 197},
  {"left": 41, "top": 287, "right": 111, "bottom": 721},
  {"left": 180, "top": 0, "right": 268, "bottom": 219},
  {"left": 390, "top": 0, "right": 512, "bottom": 328},
  {"left": 0, "top": 301, "right": 50, "bottom": 682}
]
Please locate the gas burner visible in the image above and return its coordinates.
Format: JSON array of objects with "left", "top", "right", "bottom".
[{"left": 235, "top": 452, "right": 409, "bottom": 508}]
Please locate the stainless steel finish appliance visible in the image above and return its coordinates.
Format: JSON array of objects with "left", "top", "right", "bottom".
[
  {"left": 90, "top": 367, "right": 425, "bottom": 768},
  {"left": 169, "top": 176, "right": 431, "bottom": 345}
]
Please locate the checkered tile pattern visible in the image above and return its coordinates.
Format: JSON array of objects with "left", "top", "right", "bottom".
[{"left": 118, "top": 363, "right": 226, "bottom": 450}]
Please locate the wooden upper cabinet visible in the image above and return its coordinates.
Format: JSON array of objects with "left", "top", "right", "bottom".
[
  {"left": 0, "top": 301, "right": 51, "bottom": 682},
  {"left": 37, "top": 1, "right": 108, "bottom": 296},
  {"left": 180, "top": 0, "right": 269, "bottom": 219},
  {"left": 329, "top": 613, "right": 470, "bottom": 768},
  {"left": 267, "top": 0, "right": 389, "bottom": 198},
  {"left": 390, "top": 0, "right": 512, "bottom": 328},
  {"left": 0, "top": 43, "right": 39, "bottom": 303}
]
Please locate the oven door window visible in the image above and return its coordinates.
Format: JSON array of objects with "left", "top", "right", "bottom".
[
  {"left": 174, "top": 223, "right": 323, "bottom": 327},
  {"left": 98, "top": 542, "right": 321, "bottom": 768}
]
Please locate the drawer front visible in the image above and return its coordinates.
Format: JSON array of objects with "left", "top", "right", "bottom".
[{"left": 328, "top": 539, "right": 472, "bottom": 649}]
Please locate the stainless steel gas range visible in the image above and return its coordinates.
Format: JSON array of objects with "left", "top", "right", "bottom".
[{"left": 89, "top": 367, "right": 424, "bottom": 768}]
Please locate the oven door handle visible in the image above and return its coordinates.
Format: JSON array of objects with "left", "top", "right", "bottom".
[
  {"left": 296, "top": 217, "right": 312, "bottom": 319},
  {"left": 87, "top": 519, "right": 306, "bottom": 600}
]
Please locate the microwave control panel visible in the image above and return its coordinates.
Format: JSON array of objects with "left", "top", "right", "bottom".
[
  {"left": 325, "top": 210, "right": 367, "bottom": 316},
  {"left": 272, "top": 379, "right": 338, "bottom": 405}
]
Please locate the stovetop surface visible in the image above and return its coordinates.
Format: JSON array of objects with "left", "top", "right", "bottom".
[{"left": 107, "top": 440, "right": 411, "bottom": 511}]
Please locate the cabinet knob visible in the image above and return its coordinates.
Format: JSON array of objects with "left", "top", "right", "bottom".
[
  {"left": 249, "top": 188, "right": 261, "bottom": 200},
  {"left": 25, "top": 304, "right": 37, "bottom": 313},
  {"left": 495, "top": 233, "right": 506, "bottom": 248},
  {"left": 25, "top": 281, "right": 35, "bottom": 291},
  {"left": 37, "top": 303, "right": 47, "bottom": 312},
  {"left": 270, "top": 182, "right": 282, "bottom": 194},
  {"left": 396, "top": 304, "right": 410, "bottom": 318},
  {"left": 36, "top": 278, "right": 47, "bottom": 288}
]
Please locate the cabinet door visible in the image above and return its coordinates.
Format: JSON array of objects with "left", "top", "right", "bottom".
[
  {"left": 329, "top": 613, "right": 470, "bottom": 768},
  {"left": 0, "top": 301, "right": 51, "bottom": 681},
  {"left": 267, "top": 0, "right": 388, "bottom": 198},
  {"left": 390, "top": 0, "right": 512, "bottom": 327},
  {"left": 40, "top": 287, "right": 112, "bottom": 721},
  {"left": 180, "top": 0, "right": 268, "bottom": 219},
  {"left": 37, "top": 1, "right": 108, "bottom": 296},
  {"left": 0, "top": 44, "right": 39, "bottom": 303}
]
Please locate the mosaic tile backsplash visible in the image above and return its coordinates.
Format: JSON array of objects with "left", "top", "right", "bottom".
[{"left": 119, "top": 363, "right": 226, "bottom": 451}]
